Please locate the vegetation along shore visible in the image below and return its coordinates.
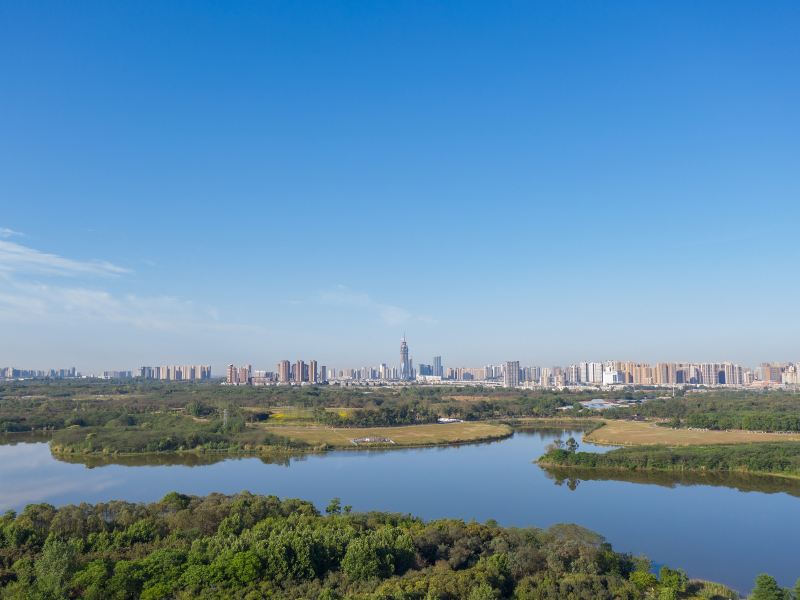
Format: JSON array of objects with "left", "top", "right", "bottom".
[{"left": 0, "top": 491, "right": 754, "bottom": 600}]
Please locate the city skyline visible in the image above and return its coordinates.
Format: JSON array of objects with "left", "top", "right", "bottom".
[
  {"left": 7, "top": 329, "right": 799, "bottom": 387},
  {"left": 2, "top": 2, "right": 799, "bottom": 370},
  {"left": 4, "top": 337, "right": 800, "bottom": 378}
]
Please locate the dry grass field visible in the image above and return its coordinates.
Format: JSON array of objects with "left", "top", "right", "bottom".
[
  {"left": 259, "top": 421, "right": 512, "bottom": 448},
  {"left": 586, "top": 419, "right": 800, "bottom": 446}
]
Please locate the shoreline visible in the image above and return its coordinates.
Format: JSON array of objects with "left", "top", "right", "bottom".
[
  {"left": 536, "top": 459, "right": 800, "bottom": 482},
  {"left": 47, "top": 427, "right": 515, "bottom": 460}
]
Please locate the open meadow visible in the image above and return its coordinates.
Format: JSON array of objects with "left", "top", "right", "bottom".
[
  {"left": 586, "top": 419, "right": 800, "bottom": 446},
  {"left": 259, "top": 421, "right": 511, "bottom": 447}
]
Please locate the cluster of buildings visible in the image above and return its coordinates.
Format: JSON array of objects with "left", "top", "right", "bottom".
[
  {"left": 226, "top": 360, "right": 326, "bottom": 385},
  {"left": 137, "top": 365, "right": 212, "bottom": 381},
  {"left": 223, "top": 337, "right": 800, "bottom": 390},
  {"left": 495, "top": 361, "right": 800, "bottom": 388},
  {"left": 499, "top": 361, "right": 752, "bottom": 388},
  {"left": 0, "top": 365, "right": 213, "bottom": 381},
  {"left": 225, "top": 337, "right": 426, "bottom": 386},
  {"left": 102, "top": 370, "right": 133, "bottom": 379},
  {"left": 0, "top": 366, "right": 80, "bottom": 380},
  {"left": 5, "top": 343, "right": 799, "bottom": 390}
]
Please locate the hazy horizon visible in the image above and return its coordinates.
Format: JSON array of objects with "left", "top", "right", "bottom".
[{"left": 2, "top": 2, "right": 799, "bottom": 371}]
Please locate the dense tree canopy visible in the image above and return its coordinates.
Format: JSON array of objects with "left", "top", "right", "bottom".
[{"left": 0, "top": 492, "right": 741, "bottom": 599}]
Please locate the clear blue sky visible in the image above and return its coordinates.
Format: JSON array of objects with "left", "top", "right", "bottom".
[{"left": 1, "top": 1, "right": 798, "bottom": 372}]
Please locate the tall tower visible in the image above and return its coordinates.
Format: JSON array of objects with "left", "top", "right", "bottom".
[
  {"left": 278, "top": 360, "right": 291, "bottom": 383},
  {"left": 504, "top": 361, "right": 520, "bottom": 388},
  {"left": 309, "top": 360, "right": 318, "bottom": 384},
  {"left": 400, "top": 336, "right": 410, "bottom": 380},
  {"left": 294, "top": 360, "right": 306, "bottom": 383}
]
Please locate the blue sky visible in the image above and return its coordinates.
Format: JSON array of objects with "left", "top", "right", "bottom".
[{"left": 1, "top": 1, "right": 799, "bottom": 372}]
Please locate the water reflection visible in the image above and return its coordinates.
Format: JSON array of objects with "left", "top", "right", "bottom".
[
  {"left": 53, "top": 451, "right": 297, "bottom": 468},
  {"left": 542, "top": 465, "right": 800, "bottom": 497}
]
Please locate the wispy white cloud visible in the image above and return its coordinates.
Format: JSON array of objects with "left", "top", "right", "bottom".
[
  {"left": 0, "top": 240, "right": 129, "bottom": 277},
  {"left": 318, "top": 285, "right": 436, "bottom": 326},
  {"left": 0, "top": 278, "right": 224, "bottom": 332},
  {"left": 0, "top": 239, "right": 257, "bottom": 334},
  {"left": 0, "top": 227, "right": 24, "bottom": 238}
]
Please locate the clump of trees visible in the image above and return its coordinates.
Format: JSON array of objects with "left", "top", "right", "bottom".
[
  {"left": 48, "top": 411, "right": 309, "bottom": 456},
  {"left": 0, "top": 492, "right": 743, "bottom": 599},
  {"left": 538, "top": 442, "right": 800, "bottom": 478},
  {"left": 750, "top": 573, "right": 800, "bottom": 599},
  {"left": 604, "top": 391, "right": 800, "bottom": 433}
]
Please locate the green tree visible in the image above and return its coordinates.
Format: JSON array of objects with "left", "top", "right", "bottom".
[
  {"left": 227, "top": 550, "right": 262, "bottom": 586},
  {"left": 70, "top": 559, "right": 110, "bottom": 600},
  {"left": 565, "top": 437, "right": 579, "bottom": 453},
  {"left": 629, "top": 570, "right": 657, "bottom": 591},
  {"left": 326, "top": 497, "right": 342, "bottom": 515},
  {"left": 34, "top": 537, "right": 80, "bottom": 599},
  {"left": 658, "top": 566, "right": 687, "bottom": 594},
  {"left": 468, "top": 582, "right": 498, "bottom": 600},
  {"left": 751, "top": 574, "right": 787, "bottom": 600}
]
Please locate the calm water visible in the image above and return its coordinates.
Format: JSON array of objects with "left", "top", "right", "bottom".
[{"left": 2, "top": 430, "right": 799, "bottom": 593}]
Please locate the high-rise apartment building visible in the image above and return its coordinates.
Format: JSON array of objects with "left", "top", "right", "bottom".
[
  {"left": 278, "top": 360, "right": 291, "bottom": 383},
  {"left": 139, "top": 364, "right": 210, "bottom": 381},
  {"left": 294, "top": 360, "right": 306, "bottom": 383},
  {"left": 309, "top": 360, "right": 318, "bottom": 384},
  {"left": 504, "top": 361, "right": 520, "bottom": 388},
  {"left": 433, "top": 356, "right": 443, "bottom": 377},
  {"left": 760, "top": 363, "right": 784, "bottom": 383}
]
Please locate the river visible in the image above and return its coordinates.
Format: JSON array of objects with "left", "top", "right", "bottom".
[{"left": 2, "top": 429, "right": 798, "bottom": 593}]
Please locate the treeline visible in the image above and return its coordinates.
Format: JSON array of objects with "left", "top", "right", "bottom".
[
  {"left": 605, "top": 391, "right": 800, "bottom": 432},
  {"left": 313, "top": 405, "right": 439, "bottom": 428},
  {"left": 0, "top": 380, "right": 633, "bottom": 433},
  {"left": 539, "top": 442, "right": 800, "bottom": 478},
  {"left": 48, "top": 413, "right": 306, "bottom": 456},
  {"left": 0, "top": 492, "right": 741, "bottom": 600}
]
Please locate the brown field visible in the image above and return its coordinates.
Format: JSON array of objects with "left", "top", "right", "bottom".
[
  {"left": 585, "top": 419, "right": 800, "bottom": 446},
  {"left": 259, "top": 421, "right": 512, "bottom": 448}
]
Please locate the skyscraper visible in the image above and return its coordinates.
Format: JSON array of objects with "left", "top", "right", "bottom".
[
  {"left": 278, "top": 360, "right": 291, "bottom": 383},
  {"left": 504, "top": 361, "right": 520, "bottom": 388},
  {"left": 294, "top": 360, "right": 306, "bottom": 383},
  {"left": 400, "top": 336, "right": 410, "bottom": 380},
  {"left": 309, "top": 360, "right": 318, "bottom": 384},
  {"left": 433, "top": 355, "right": 443, "bottom": 377}
]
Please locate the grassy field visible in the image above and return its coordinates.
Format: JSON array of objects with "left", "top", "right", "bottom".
[
  {"left": 586, "top": 419, "right": 800, "bottom": 446},
  {"left": 259, "top": 421, "right": 512, "bottom": 448}
]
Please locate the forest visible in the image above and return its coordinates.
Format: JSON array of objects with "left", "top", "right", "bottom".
[{"left": 0, "top": 492, "right": 746, "bottom": 600}]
